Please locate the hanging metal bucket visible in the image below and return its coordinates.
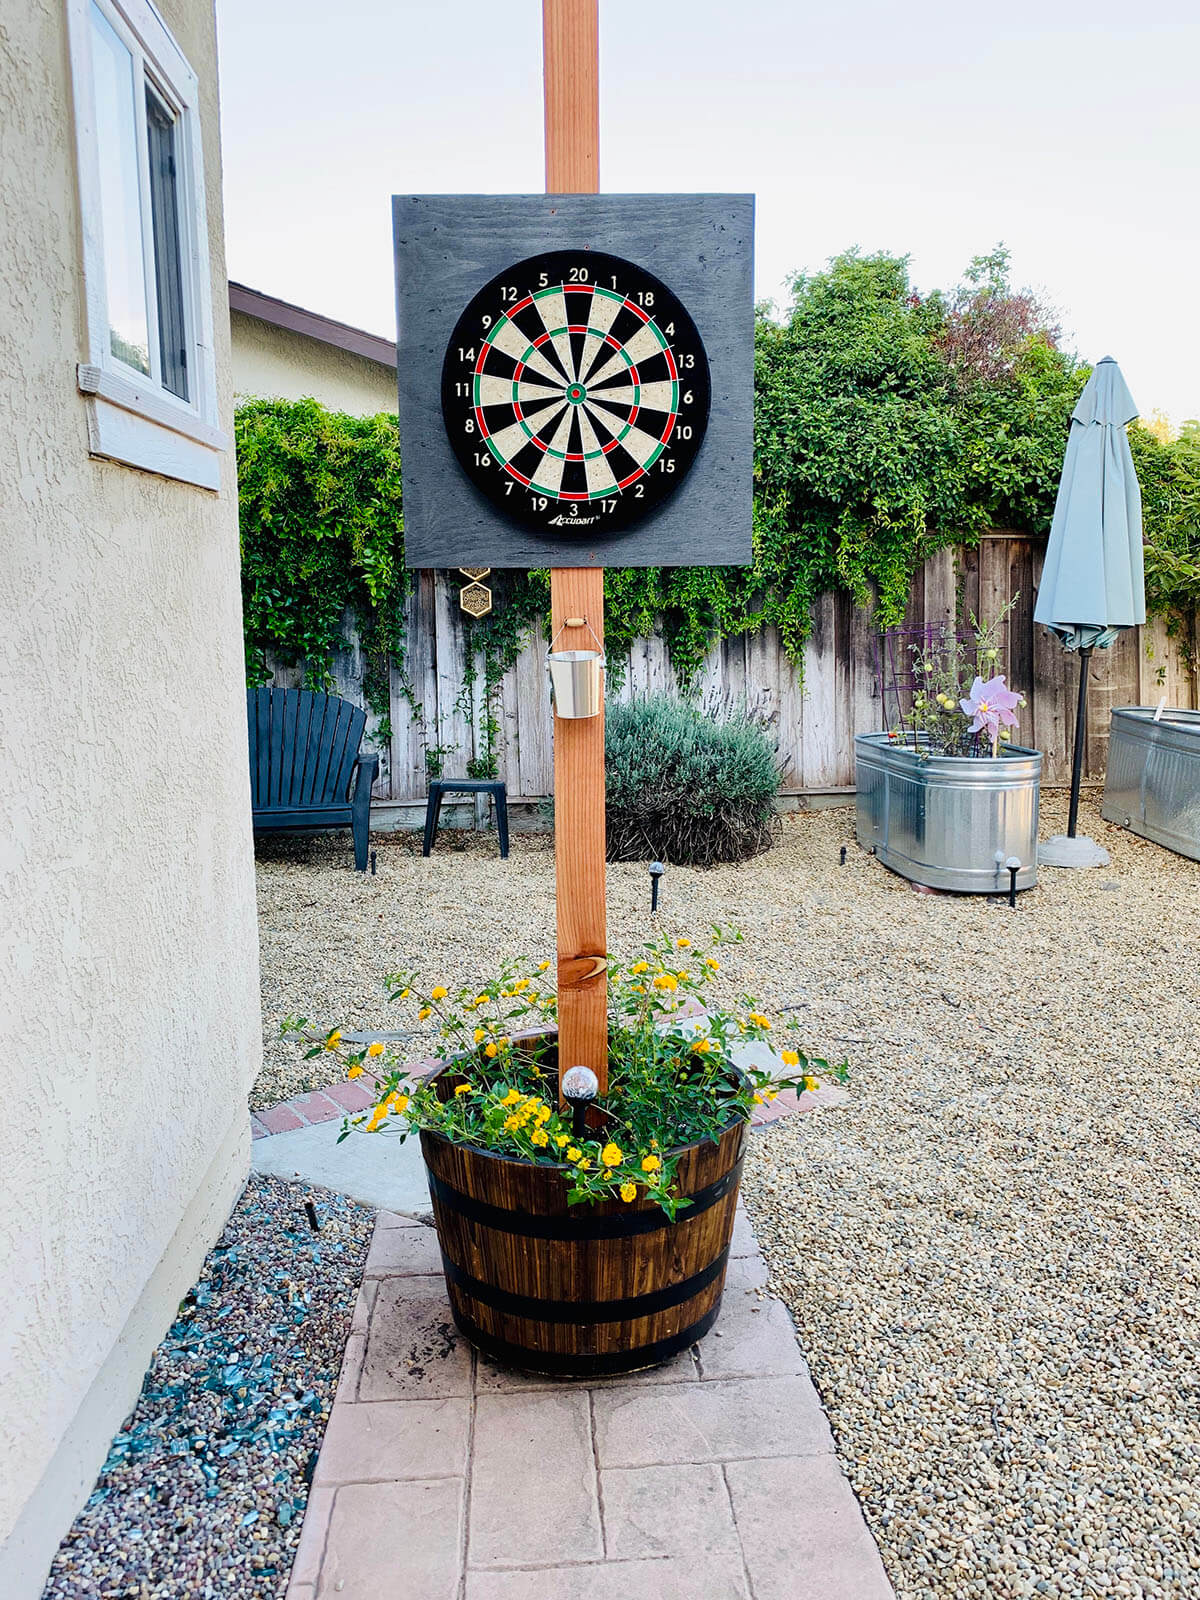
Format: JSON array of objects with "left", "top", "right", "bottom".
[{"left": 547, "top": 620, "right": 605, "bottom": 719}]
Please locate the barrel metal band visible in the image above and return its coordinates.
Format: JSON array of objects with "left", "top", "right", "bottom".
[
  {"left": 441, "top": 1247, "right": 728, "bottom": 1325},
  {"left": 451, "top": 1302, "right": 723, "bottom": 1377},
  {"left": 425, "top": 1155, "right": 744, "bottom": 1240}
]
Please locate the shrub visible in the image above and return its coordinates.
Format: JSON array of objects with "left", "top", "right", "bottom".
[{"left": 605, "top": 697, "right": 782, "bottom": 866}]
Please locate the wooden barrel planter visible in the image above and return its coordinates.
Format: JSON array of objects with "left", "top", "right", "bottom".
[{"left": 419, "top": 1033, "right": 748, "bottom": 1377}]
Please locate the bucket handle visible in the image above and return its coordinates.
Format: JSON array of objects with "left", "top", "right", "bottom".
[{"left": 547, "top": 616, "right": 604, "bottom": 657}]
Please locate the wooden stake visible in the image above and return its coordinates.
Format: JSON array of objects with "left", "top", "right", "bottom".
[{"left": 543, "top": 0, "right": 607, "bottom": 1093}]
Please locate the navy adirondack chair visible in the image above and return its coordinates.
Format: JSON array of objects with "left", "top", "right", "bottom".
[{"left": 247, "top": 687, "right": 379, "bottom": 870}]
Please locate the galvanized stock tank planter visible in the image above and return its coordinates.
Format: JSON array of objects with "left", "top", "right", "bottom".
[
  {"left": 855, "top": 733, "right": 1042, "bottom": 893},
  {"left": 1101, "top": 706, "right": 1200, "bottom": 862}
]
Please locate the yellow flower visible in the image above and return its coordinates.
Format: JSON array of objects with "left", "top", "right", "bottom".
[
  {"left": 753, "top": 1093, "right": 765, "bottom": 1105},
  {"left": 705, "top": 957, "right": 719, "bottom": 971},
  {"left": 347, "top": 1064, "right": 364, "bottom": 1080},
  {"left": 455, "top": 1083, "right": 471, "bottom": 1097},
  {"left": 366, "top": 1109, "right": 387, "bottom": 1132},
  {"left": 676, "top": 937, "right": 690, "bottom": 948},
  {"left": 691, "top": 1037, "right": 712, "bottom": 1054},
  {"left": 803, "top": 1075, "right": 820, "bottom": 1093},
  {"left": 431, "top": 986, "right": 448, "bottom": 1001},
  {"left": 514, "top": 979, "right": 529, "bottom": 993},
  {"left": 367, "top": 1041, "right": 385, "bottom": 1058},
  {"left": 641, "top": 1154, "right": 661, "bottom": 1173},
  {"left": 485, "top": 1042, "right": 498, "bottom": 1058},
  {"left": 652, "top": 973, "right": 677, "bottom": 992},
  {"left": 532, "top": 1129, "right": 549, "bottom": 1147},
  {"left": 476, "top": 994, "right": 489, "bottom": 1006},
  {"left": 501, "top": 1089, "right": 521, "bottom": 1107},
  {"left": 677, "top": 970, "right": 690, "bottom": 982},
  {"left": 474, "top": 1028, "right": 486, "bottom": 1044},
  {"left": 748, "top": 1012, "right": 770, "bottom": 1029},
  {"left": 620, "top": 1181, "right": 638, "bottom": 1202},
  {"left": 577, "top": 1158, "right": 591, "bottom": 1171},
  {"left": 566, "top": 1146, "right": 582, "bottom": 1162},
  {"left": 498, "top": 1036, "right": 510, "bottom": 1047},
  {"left": 388, "top": 1093, "right": 409, "bottom": 1114},
  {"left": 399, "top": 988, "right": 411, "bottom": 999},
  {"left": 631, "top": 983, "right": 645, "bottom": 994},
  {"left": 631, "top": 961, "right": 649, "bottom": 975},
  {"left": 504, "top": 1115, "right": 519, "bottom": 1131},
  {"left": 781, "top": 1049, "right": 800, "bottom": 1067},
  {"left": 418, "top": 1007, "right": 431, "bottom": 1021},
  {"left": 766, "top": 1089, "right": 778, "bottom": 1102},
  {"left": 600, "top": 1142, "right": 623, "bottom": 1168},
  {"left": 325, "top": 1030, "right": 342, "bottom": 1050},
  {"left": 555, "top": 1133, "right": 569, "bottom": 1147},
  {"left": 538, "top": 960, "right": 550, "bottom": 971}
]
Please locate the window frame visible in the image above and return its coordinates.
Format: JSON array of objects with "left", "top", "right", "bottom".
[{"left": 67, "top": 0, "right": 228, "bottom": 488}]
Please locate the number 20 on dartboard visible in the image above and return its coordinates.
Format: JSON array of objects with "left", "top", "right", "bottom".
[{"left": 440, "top": 249, "right": 711, "bottom": 534}]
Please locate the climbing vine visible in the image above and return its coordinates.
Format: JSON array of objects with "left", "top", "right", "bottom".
[{"left": 236, "top": 250, "right": 1199, "bottom": 724}]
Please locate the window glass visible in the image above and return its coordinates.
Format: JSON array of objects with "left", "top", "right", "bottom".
[
  {"left": 89, "top": 3, "right": 150, "bottom": 375},
  {"left": 145, "top": 87, "right": 188, "bottom": 400}
]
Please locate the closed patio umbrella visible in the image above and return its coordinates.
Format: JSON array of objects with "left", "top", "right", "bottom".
[{"left": 1034, "top": 356, "right": 1144, "bottom": 868}]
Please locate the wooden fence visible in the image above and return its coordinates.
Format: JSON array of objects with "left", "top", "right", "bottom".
[{"left": 267, "top": 532, "right": 1199, "bottom": 808}]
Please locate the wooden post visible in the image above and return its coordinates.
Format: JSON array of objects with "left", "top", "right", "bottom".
[{"left": 543, "top": 0, "right": 607, "bottom": 1093}]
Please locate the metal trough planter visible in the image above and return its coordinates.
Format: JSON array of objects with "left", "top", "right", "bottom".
[
  {"left": 1101, "top": 707, "right": 1200, "bottom": 862},
  {"left": 855, "top": 733, "right": 1042, "bottom": 893}
]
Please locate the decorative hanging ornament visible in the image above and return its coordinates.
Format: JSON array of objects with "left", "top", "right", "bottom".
[{"left": 458, "top": 579, "right": 493, "bottom": 618}]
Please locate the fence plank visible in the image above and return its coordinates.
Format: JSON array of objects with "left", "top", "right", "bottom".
[{"left": 801, "top": 594, "right": 839, "bottom": 788}]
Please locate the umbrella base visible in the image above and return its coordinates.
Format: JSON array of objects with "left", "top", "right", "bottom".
[{"left": 1038, "top": 834, "right": 1111, "bottom": 869}]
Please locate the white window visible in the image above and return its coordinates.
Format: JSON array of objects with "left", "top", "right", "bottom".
[{"left": 67, "top": 0, "right": 228, "bottom": 488}]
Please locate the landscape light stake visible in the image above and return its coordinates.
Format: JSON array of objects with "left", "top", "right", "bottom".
[
  {"left": 649, "top": 861, "right": 665, "bottom": 913},
  {"left": 1007, "top": 857, "right": 1021, "bottom": 907},
  {"left": 561, "top": 1065, "right": 599, "bottom": 1138},
  {"left": 304, "top": 1200, "right": 321, "bottom": 1232}
]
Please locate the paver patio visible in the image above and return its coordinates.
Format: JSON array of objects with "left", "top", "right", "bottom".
[{"left": 283, "top": 1199, "right": 894, "bottom": 1600}]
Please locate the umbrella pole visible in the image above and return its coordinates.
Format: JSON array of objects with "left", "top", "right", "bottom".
[{"left": 1067, "top": 646, "right": 1093, "bottom": 838}]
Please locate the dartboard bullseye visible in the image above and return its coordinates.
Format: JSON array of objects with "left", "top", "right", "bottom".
[{"left": 440, "top": 250, "right": 711, "bottom": 536}]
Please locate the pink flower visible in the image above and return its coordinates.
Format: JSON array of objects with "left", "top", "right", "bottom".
[{"left": 960, "top": 675, "right": 1021, "bottom": 750}]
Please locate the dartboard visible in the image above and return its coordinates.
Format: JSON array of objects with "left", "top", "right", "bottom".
[{"left": 440, "top": 250, "right": 710, "bottom": 535}]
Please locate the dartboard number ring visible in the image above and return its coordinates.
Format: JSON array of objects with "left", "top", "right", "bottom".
[{"left": 440, "top": 250, "right": 711, "bottom": 535}]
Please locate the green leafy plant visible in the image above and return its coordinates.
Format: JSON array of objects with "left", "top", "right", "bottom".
[
  {"left": 605, "top": 696, "right": 782, "bottom": 865},
  {"left": 236, "top": 398, "right": 408, "bottom": 720},
  {"left": 284, "top": 931, "right": 838, "bottom": 1219}
]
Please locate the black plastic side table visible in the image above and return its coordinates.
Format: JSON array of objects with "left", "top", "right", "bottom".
[{"left": 422, "top": 780, "right": 509, "bottom": 859}]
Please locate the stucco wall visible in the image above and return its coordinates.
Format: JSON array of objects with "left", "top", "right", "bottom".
[
  {"left": 0, "top": 2, "right": 260, "bottom": 1591},
  {"left": 231, "top": 309, "right": 398, "bottom": 415}
]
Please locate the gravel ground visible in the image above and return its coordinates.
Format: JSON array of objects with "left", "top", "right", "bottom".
[
  {"left": 43, "top": 1174, "right": 372, "bottom": 1600},
  {"left": 255, "top": 799, "right": 1200, "bottom": 1599}
]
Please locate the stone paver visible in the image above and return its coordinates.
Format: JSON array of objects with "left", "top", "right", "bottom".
[
  {"left": 363, "top": 1220, "right": 442, "bottom": 1277},
  {"left": 464, "top": 1558, "right": 750, "bottom": 1599},
  {"left": 469, "top": 1390, "right": 602, "bottom": 1566},
  {"left": 316, "top": 1478, "right": 464, "bottom": 1599},
  {"left": 600, "top": 1462, "right": 742, "bottom": 1563},
  {"left": 358, "top": 1275, "right": 473, "bottom": 1401},
  {"left": 284, "top": 1200, "right": 895, "bottom": 1600},
  {"left": 592, "top": 1375, "right": 835, "bottom": 1468},
  {"left": 726, "top": 1454, "right": 896, "bottom": 1600},
  {"left": 313, "top": 1398, "right": 469, "bottom": 1485}
]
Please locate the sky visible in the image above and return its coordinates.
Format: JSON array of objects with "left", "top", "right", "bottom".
[{"left": 216, "top": 0, "right": 1200, "bottom": 425}]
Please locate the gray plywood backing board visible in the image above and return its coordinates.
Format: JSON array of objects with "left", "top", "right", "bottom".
[{"left": 393, "top": 193, "right": 754, "bottom": 569}]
